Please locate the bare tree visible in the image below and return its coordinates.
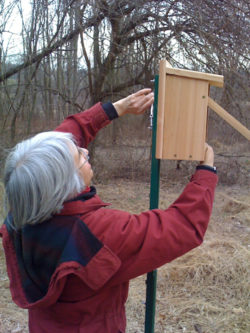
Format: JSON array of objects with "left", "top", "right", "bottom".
[{"left": 0, "top": 0, "right": 248, "bottom": 144}]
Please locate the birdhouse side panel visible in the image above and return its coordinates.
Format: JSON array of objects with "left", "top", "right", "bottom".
[{"left": 161, "top": 76, "right": 208, "bottom": 161}]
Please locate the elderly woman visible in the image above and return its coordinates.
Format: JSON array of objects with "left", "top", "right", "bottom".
[{"left": 0, "top": 89, "right": 217, "bottom": 333}]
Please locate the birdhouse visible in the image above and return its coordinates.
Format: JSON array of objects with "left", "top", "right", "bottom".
[{"left": 156, "top": 60, "right": 224, "bottom": 161}]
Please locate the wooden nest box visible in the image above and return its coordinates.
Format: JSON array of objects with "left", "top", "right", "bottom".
[
  {"left": 156, "top": 60, "right": 224, "bottom": 161},
  {"left": 156, "top": 60, "right": 250, "bottom": 161}
]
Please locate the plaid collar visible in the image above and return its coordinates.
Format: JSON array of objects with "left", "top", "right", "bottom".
[
  {"left": 4, "top": 187, "right": 108, "bottom": 303},
  {"left": 58, "top": 186, "right": 110, "bottom": 216}
]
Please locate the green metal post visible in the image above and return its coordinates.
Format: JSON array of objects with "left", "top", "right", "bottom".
[{"left": 145, "top": 75, "right": 160, "bottom": 333}]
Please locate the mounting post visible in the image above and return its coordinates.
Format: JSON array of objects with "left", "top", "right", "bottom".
[{"left": 145, "top": 75, "right": 160, "bottom": 333}]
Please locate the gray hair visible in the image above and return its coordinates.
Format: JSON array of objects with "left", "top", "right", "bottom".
[{"left": 4, "top": 131, "right": 85, "bottom": 229}]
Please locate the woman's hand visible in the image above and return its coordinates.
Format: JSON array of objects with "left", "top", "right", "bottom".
[
  {"left": 113, "top": 88, "right": 154, "bottom": 117},
  {"left": 201, "top": 143, "right": 214, "bottom": 167}
]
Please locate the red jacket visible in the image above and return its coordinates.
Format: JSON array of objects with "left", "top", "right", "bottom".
[{"left": 0, "top": 103, "right": 218, "bottom": 333}]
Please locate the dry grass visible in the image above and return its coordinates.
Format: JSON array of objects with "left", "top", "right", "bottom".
[
  {"left": 0, "top": 179, "right": 249, "bottom": 333},
  {"left": 124, "top": 182, "right": 250, "bottom": 333},
  {"left": 152, "top": 239, "right": 249, "bottom": 333}
]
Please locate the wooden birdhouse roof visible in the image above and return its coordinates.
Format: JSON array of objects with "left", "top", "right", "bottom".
[{"left": 165, "top": 67, "right": 224, "bottom": 87}]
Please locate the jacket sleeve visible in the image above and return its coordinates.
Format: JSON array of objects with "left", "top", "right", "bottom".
[
  {"left": 55, "top": 103, "right": 112, "bottom": 147},
  {"left": 89, "top": 169, "right": 218, "bottom": 285}
]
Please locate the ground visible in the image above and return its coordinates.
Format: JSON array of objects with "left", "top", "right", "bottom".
[{"left": 0, "top": 177, "right": 249, "bottom": 333}]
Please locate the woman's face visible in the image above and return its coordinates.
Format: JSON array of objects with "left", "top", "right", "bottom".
[{"left": 71, "top": 145, "right": 93, "bottom": 187}]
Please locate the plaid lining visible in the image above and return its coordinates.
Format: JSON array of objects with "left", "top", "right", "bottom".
[{"left": 5, "top": 212, "right": 103, "bottom": 303}]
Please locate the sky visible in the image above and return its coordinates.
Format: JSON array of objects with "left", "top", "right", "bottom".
[
  {"left": 1, "top": 0, "right": 94, "bottom": 66},
  {"left": 2, "top": 0, "right": 31, "bottom": 63}
]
